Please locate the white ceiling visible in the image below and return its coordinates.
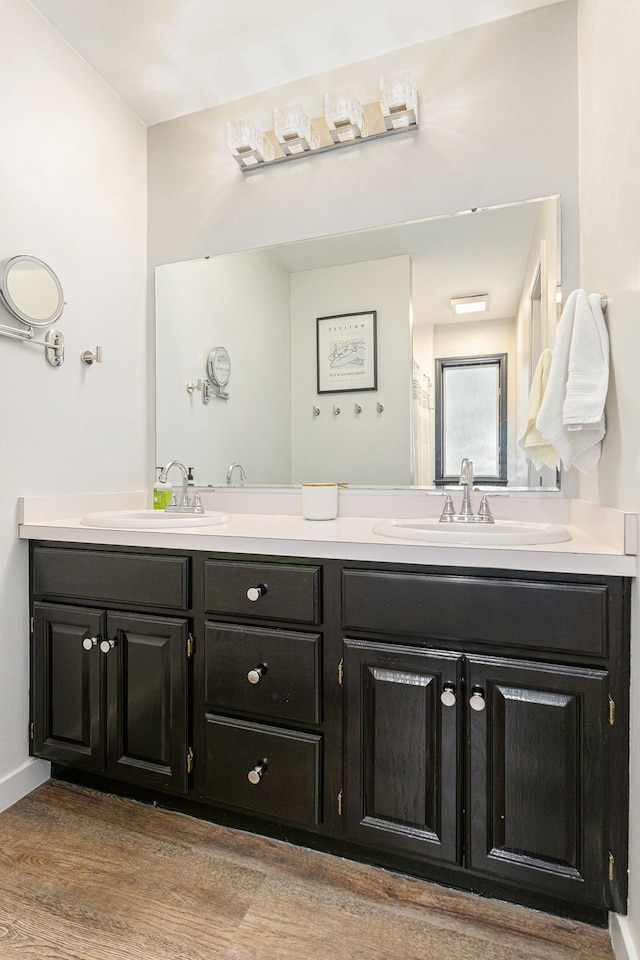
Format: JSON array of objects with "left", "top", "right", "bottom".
[
  {"left": 28, "top": 0, "right": 565, "bottom": 125},
  {"left": 266, "top": 197, "right": 551, "bottom": 326}
]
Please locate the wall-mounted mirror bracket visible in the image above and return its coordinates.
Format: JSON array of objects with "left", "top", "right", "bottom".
[
  {"left": 186, "top": 378, "right": 211, "bottom": 403},
  {"left": 0, "top": 322, "right": 64, "bottom": 366}
]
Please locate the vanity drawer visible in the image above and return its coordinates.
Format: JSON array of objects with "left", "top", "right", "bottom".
[
  {"left": 32, "top": 546, "right": 189, "bottom": 611},
  {"left": 204, "top": 622, "right": 321, "bottom": 724},
  {"left": 204, "top": 560, "right": 320, "bottom": 624},
  {"left": 203, "top": 714, "right": 322, "bottom": 827},
  {"left": 342, "top": 570, "right": 609, "bottom": 656}
]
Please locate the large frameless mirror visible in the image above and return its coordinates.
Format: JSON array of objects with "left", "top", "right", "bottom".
[{"left": 155, "top": 195, "right": 560, "bottom": 490}]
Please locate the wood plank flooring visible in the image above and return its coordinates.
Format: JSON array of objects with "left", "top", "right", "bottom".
[{"left": 0, "top": 781, "right": 614, "bottom": 960}]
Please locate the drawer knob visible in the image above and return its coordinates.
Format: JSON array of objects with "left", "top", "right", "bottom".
[
  {"left": 82, "top": 636, "right": 99, "bottom": 651},
  {"left": 248, "top": 759, "right": 268, "bottom": 785},
  {"left": 247, "top": 584, "right": 267, "bottom": 602},
  {"left": 440, "top": 682, "right": 456, "bottom": 707},
  {"left": 247, "top": 664, "right": 267, "bottom": 684},
  {"left": 99, "top": 639, "right": 116, "bottom": 654},
  {"left": 469, "top": 686, "right": 486, "bottom": 712}
]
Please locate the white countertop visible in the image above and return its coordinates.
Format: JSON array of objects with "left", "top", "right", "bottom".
[{"left": 17, "top": 490, "right": 638, "bottom": 577}]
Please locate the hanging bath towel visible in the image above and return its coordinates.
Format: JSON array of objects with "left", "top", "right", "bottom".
[
  {"left": 535, "top": 290, "right": 609, "bottom": 473},
  {"left": 517, "top": 347, "right": 557, "bottom": 470}
]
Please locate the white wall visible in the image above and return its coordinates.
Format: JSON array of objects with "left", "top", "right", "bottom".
[
  {"left": 577, "top": 2, "right": 640, "bottom": 956},
  {"left": 291, "top": 257, "right": 412, "bottom": 485},
  {"left": 156, "top": 252, "right": 291, "bottom": 485},
  {"left": 0, "top": 0, "right": 147, "bottom": 805}
]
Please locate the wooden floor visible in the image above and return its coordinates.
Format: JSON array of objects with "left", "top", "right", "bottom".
[{"left": 0, "top": 781, "right": 614, "bottom": 960}]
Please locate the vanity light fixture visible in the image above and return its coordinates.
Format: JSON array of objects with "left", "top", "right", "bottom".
[
  {"left": 227, "top": 116, "right": 275, "bottom": 168},
  {"left": 274, "top": 102, "right": 319, "bottom": 155},
  {"left": 451, "top": 294, "right": 490, "bottom": 315},
  {"left": 227, "top": 70, "right": 418, "bottom": 172},
  {"left": 324, "top": 87, "right": 367, "bottom": 143},
  {"left": 379, "top": 70, "right": 418, "bottom": 130}
]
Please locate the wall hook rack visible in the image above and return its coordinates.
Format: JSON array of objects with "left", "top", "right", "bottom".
[{"left": 0, "top": 323, "right": 64, "bottom": 367}]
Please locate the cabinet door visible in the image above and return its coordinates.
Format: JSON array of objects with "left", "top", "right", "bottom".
[
  {"left": 105, "top": 612, "right": 189, "bottom": 794},
  {"left": 344, "top": 639, "right": 462, "bottom": 863},
  {"left": 466, "top": 655, "right": 608, "bottom": 904},
  {"left": 32, "top": 602, "right": 105, "bottom": 771}
]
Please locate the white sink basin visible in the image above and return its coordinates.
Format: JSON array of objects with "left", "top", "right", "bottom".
[
  {"left": 80, "top": 509, "right": 231, "bottom": 530},
  {"left": 372, "top": 518, "right": 571, "bottom": 546}
]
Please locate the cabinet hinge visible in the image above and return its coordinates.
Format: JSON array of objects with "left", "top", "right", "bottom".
[
  {"left": 609, "top": 851, "right": 615, "bottom": 882},
  {"left": 30, "top": 616, "right": 34, "bottom": 635},
  {"left": 609, "top": 695, "right": 615, "bottom": 726},
  {"left": 338, "top": 659, "right": 344, "bottom": 686},
  {"left": 29, "top": 722, "right": 34, "bottom": 740},
  {"left": 187, "top": 634, "right": 194, "bottom": 659},
  {"left": 337, "top": 789, "right": 343, "bottom": 816},
  {"left": 187, "top": 747, "right": 194, "bottom": 774}
]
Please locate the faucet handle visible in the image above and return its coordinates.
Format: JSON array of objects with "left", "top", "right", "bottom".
[
  {"left": 439, "top": 494, "right": 456, "bottom": 521},
  {"left": 477, "top": 495, "right": 495, "bottom": 522}
]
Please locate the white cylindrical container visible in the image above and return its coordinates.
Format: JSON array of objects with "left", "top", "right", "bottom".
[{"left": 301, "top": 483, "right": 338, "bottom": 520}]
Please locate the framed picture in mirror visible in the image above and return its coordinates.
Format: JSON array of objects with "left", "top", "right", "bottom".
[{"left": 316, "top": 310, "right": 377, "bottom": 394}]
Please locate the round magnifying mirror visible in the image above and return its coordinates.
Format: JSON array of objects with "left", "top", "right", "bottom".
[
  {"left": 0, "top": 255, "right": 64, "bottom": 327},
  {"left": 207, "top": 346, "right": 231, "bottom": 388}
]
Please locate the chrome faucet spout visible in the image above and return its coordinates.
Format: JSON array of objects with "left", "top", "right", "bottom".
[
  {"left": 226, "top": 462, "right": 247, "bottom": 486},
  {"left": 459, "top": 458, "right": 474, "bottom": 517},
  {"left": 158, "top": 460, "right": 190, "bottom": 511}
]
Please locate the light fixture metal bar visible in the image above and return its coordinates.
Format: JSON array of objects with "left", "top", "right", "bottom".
[{"left": 238, "top": 114, "right": 418, "bottom": 174}]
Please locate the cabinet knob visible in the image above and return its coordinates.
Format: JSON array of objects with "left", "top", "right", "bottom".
[
  {"left": 440, "top": 682, "right": 457, "bottom": 707},
  {"left": 247, "top": 664, "right": 267, "bottom": 684},
  {"left": 469, "top": 686, "right": 486, "bottom": 711},
  {"left": 248, "top": 759, "right": 268, "bottom": 785},
  {"left": 246, "top": 584, "right": 267, "bottom": 602},
  {"left": 99, "top": 639, "right": 116, "bottom": 654},
  {"left": 82, "top": 637, "right": 99, "bottom": 651}
]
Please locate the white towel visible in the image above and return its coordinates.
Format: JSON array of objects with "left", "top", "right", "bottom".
[
  {"left": 535, "top": 290, "right": 609, "bottom": 473},
  {"left": 517, "top": 348, "right": 558, "bottom": 470}
]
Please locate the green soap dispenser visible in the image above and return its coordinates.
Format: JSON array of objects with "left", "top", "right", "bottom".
[{"left": 153, "top": 468, "right": 172, "bottom": 510}]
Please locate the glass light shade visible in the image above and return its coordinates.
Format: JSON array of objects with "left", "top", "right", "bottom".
[
  {"left": 273, "top": 102, "right": 319, "bottom": 154},
  {"left": 379, "top": 71, "right": 418, "bottom": 129},
  {"left": 226, "top": 117, "right": 274, "bottom": 166},
  {"left": 324, "top": 87, "right": 367, "bottom": 142}
]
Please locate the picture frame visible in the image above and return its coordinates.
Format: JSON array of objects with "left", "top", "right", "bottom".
[{"left": 316, "top": 310, "right": 377, "bottom": 394}]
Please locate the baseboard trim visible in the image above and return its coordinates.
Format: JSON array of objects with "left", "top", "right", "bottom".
[
  {"left": 611, "top": 913, "right": 639, "bottom": 960},
  {"left": 0, "top": 758, "right": 50, "bottom": 813}
]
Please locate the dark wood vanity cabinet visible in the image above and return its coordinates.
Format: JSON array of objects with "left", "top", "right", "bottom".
[
  {"left": 197, "top": 558, "right": 324, "bottom": 830},
  {"left": 344, "top": 640, "right": 607, "bottom": 904},
  {"left": 28, "top": 542, "right": 630, "bottom": 919},
  {"left": 341, "top": 566, "right": 629, "bottom": 914},
  {"left": 30, "top": 546, "right": 191, "bottom": 794}
]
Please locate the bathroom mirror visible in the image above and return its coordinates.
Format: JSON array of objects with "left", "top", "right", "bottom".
[
  {"left": 155, "top": 195, "right": 560, "bottom": 490},
  {"left": 0, "top": 255, "right": 64, "bottom": 327}
]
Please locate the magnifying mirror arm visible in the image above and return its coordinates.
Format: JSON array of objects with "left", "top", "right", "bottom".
[{"left": 0, "top": 322, "right": 64, "bottom": 366}]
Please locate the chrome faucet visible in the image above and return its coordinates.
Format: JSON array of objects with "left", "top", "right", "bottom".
[
  {"left": 226, "top": 462, "right": 247, "bottom": 486},
  {"left": 439, "top": 457, "right": 494, "bottom": 524},
  {"left": 459, "top": 457, "right": 474, "bottom": 517},
  {"left": 158, "top": 460, "right": 204, "bottom": 513}
]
